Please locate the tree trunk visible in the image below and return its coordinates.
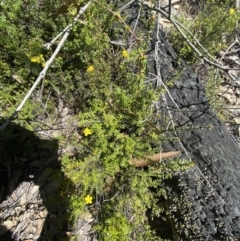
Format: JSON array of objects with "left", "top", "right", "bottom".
[{"left": 148, "top": 29, "right": 240, "bottom": 240}]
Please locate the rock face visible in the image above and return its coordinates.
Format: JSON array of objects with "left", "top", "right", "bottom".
[
  {"left": 0, "top": 122, "right": 71, "bottom": 241},
  {"left": 0, "top": 182, "right": 47, "bottom": 240},
  {"left": 147, "top": 26, "right": 240, "bottom": 240}
]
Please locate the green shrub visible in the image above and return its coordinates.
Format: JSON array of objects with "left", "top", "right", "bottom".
[{"left": 171, "top": 0, "right": 239, "bottom": 61}]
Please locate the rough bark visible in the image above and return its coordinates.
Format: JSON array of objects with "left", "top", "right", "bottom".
[{"left": 148, "top": 28, "right": 240, "bottom": 240}]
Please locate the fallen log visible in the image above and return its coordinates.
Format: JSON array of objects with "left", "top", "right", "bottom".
[{"left": 148, "top": 27, "right": 240, "bottom": 240}]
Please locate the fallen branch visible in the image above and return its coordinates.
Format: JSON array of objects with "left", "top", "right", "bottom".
[{"left": 129, "top": 151, "right": 181, "bottom": 167}]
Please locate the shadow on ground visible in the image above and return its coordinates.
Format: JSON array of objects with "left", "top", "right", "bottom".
[{"left": 0, "top": 119, "right": 74, "bottom": 241}]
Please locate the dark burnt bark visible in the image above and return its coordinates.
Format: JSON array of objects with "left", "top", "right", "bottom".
[
  {"left": 118, "top": 1, "right": 240, "bottom": 239},
  {"left": 147, "top": 29, "right": 240, "bottom": 240}
]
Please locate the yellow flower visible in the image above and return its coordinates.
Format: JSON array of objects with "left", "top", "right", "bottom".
[
  {"left": 29, "top": 54, "right": 46, "bottom": 67},
  {"left": 122, "top": 50, "right": 129, "bottom": 58},
  {"left": 229, "top": 8, "right": 235, "bottom": 14},
  {"left": 85, "top": 195, "right": 93, "bottom": 204},
  {"left": 83, "top": 128, "right": 92, "bottom": 136},
  {"left": 86, "top": 65, "right": 94, "bottom": 73},
  {"left": 68, "top": 6, "right": 77, "bottom": 16}
]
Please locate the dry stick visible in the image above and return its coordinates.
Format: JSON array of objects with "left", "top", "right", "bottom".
[
  {"left": 0, "top": 2, "right": 91, "bottom": 131},
  {"left": 154, "top": 0, "right": 173, "bottom": 167},
  {"left": 151, "top": 72, "right": 181, "bottom": 111},
  {"left": 220, "top": 38, "right": 238, "bottom": 61},
  {"left": 44, "top": 24, "right": 70, "bottom": 50},
  {"left": 42, "top": 1, "right": 92, "bottom": 102},
  {"left": 158, "top": 1, "right": 240, "bottom": 80},
  {"left": 129, "top": 151, "right": 182, "bottom": 167},
  {"left": 119, "top": 0, "right": 136, "bottom": 12},
  {"left": 128, "top": 4, "right": 142, "bottom": 50},
  {"left": 174, "top": 19, "right": 218, "bottom": 63},
  {"left": 223, "top": 47, "right": 240, "bottom": 56},
  {"left": 169, "top": 0, "right": 172, "bottom": 19}
]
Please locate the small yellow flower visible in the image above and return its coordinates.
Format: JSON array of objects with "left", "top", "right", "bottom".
[
  {"left": 86, "top": 65, "right": 94, "bottom": 73},
  {"left": 83, "top": 128, "right": 92, "bottom": 136},
  {"left": 85, "top": 195, "right": 93, "bottom": 204},
  {"left": 229, "top": 8, "right": 235, "bottom": 14},
  {"left": 29, "top": 54, "right": 46, "bottom": 67},
  {"left": 122, "top": 50, "right": 129, "bottom": 58}
]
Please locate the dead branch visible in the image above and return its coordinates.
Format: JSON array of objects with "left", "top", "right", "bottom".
[{"left": 129, "top": 151, "right": 182, "bottom": 167}]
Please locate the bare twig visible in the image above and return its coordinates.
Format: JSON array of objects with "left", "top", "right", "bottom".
[
  {"left": 174, "top": 19, "right": 217, "bottom": 62},
  {"left": 128, "top": 3, "right": 142, "bottom": 50},
  {"left": 223, "top": 47, "right": 240, "bottom": 56},
  {"left": 44, "top": 2, "right": 92, "bottom": 49},
  {"left": 169, "top": 0, "right": 172, "bottom": 19},
  {"left": 119, "top": 0, "right": 136, "bottom": 12},
  {"left": 220, "top": 39, "right": 238, "bottom": 61}
]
